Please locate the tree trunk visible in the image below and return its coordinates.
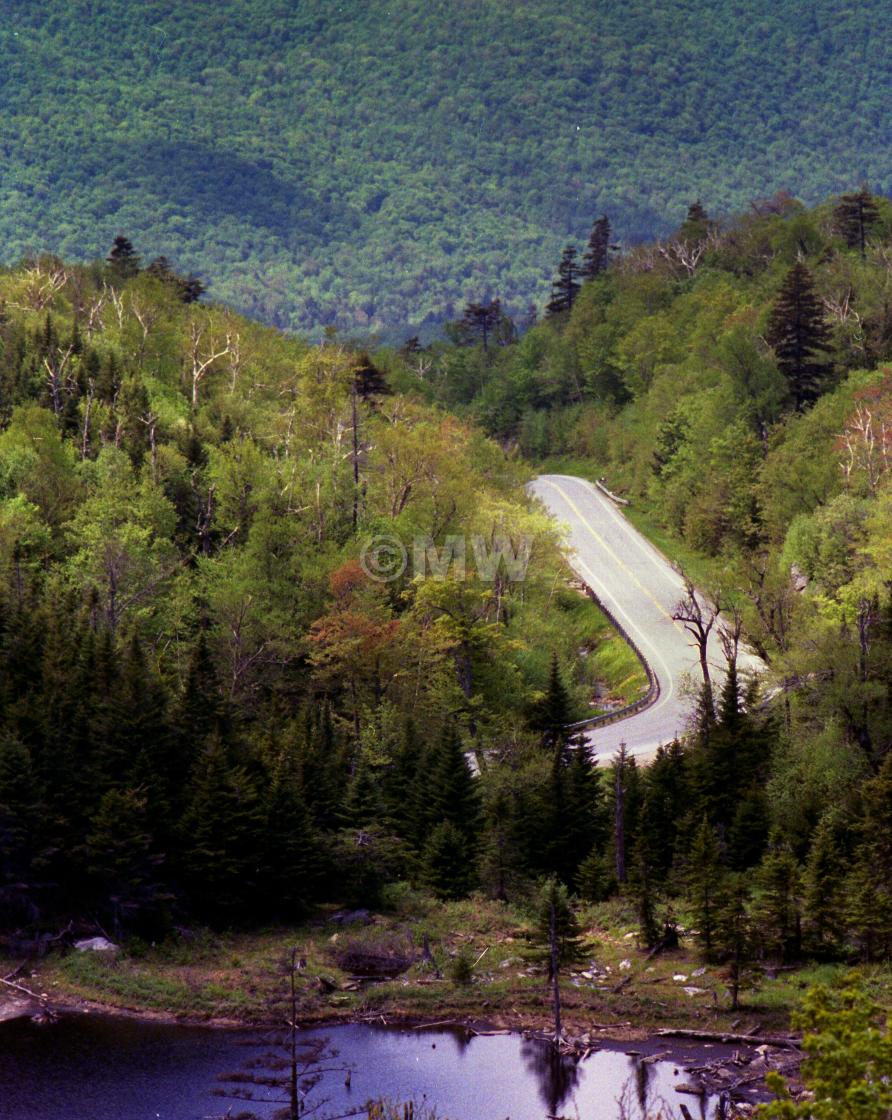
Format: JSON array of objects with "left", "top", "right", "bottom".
[
  {"left": 549, "top": 901, "right": 562, "bottom": 1044},
  {"left": 614, "top": 754, "right": 626, "bottom": 884}
]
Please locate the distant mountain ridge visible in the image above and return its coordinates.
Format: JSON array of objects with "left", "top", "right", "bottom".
[{"left": 1, "top": 1, "right": 890, "bottom": 335}]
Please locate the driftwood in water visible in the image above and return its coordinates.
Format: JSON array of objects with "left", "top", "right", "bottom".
[{"left": 658, "top": 1027, "right": 801, "bottom": 1049}]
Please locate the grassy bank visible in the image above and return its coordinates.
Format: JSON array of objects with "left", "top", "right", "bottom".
[{"left": 3, "top": 892, "right": 862, "bottom": 1036}]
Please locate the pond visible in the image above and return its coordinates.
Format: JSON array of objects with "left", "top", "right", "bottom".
[{"left": 0, "top": 1015, "right": 730, "bottom": 1120}]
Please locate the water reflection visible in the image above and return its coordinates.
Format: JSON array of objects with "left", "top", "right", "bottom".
[
  {"left": 520, "top": 1038, "right": 582, "bottom": 1116},
  {"left": 0, "top": 1015, "right": 724, "bottom": 1120}
]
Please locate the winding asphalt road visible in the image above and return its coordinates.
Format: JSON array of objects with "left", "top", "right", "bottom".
[{"left": 529, "top": 474, "right": 763, "bottom": 762}]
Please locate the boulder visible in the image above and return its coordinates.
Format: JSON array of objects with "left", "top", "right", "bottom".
[{"left": 73, "top": 936, "right": 118, "bottom": 952}]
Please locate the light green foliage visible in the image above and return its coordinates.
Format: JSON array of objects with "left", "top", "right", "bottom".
[{"left": 758, "top": 981, "right": 892, "bottom": 1120}]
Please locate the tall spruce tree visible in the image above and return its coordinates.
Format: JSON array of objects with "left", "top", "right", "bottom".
[
  {"left": 833, "top": 186, "right": 880, "bottom": 256},
  {"left": 459, "top": 298, "right": 502, "bottom": 352},
  {"left": 581, "top": 216, "right": 612, "bottom": 280},
  {"left": 766, "top": 262, "right": 833, "bottom": 412},
  {"left": 803, "top": 808, "right": 849, "bottom": 954},
  {"left": 688, "top": 815, "right": 723, "bottom": 960},
  {"left": 107, "top": 235, "right": 140, "bottom": 280},
  {"left": 529, "top": 652, "right": 573, "bottom": 750},
  {"left": 753, "top": 841, "right": 802, "bottom": 962},
  {"left": 545, "top": 246, "right": 581, "bottom": 317}
]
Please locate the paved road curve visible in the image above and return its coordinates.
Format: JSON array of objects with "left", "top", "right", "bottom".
[{"left": 529, "top": 474, "right": 762, "bottom": 762}]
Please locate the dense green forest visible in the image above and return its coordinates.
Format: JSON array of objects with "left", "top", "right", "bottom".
[
  {"left": 0, "top": 249, "right": 642, "bottom": 940},
  {"left": 7, "top": 188, "right": 892, "bottom": 979},
  {"left": 391, "top": 189, "right": 892, "bottom": 965},
  {"left": 3, "top": 2, "right": 892, "bottom": 335}
]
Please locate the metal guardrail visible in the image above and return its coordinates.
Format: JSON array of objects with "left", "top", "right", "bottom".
[
  {"left": 567, "top": 584, "right": 661, "bottom": 732},
  {"left": 594, "top": 478, "right": 630, "bottom": 506}
]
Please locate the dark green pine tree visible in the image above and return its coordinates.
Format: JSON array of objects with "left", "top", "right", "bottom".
[
  {"left": 382, "top": 718, "right": 422, "bottom": 843},
  {"left": 146, "top": 256, "right": 176, "bottom": 284},
  {"left": 179, "top": 733, "right": 263, "bottom": 920},
  {"left": 0, "top": 733, "right": 37, "bottom": 888},
  {"left": 680, "top": 199, "right": 710, "bottom": 242},
  {"left": 107, "top": 235, "right": 141, "bottom": 280},
  {"left": 833, "top": 186, "right": 880, "bottom": 256},
  {"left": 350, "top": 353, "right": 390, "bottom": 532},
  {"left": 95, "top": 350, "right": 122, "bottom": 404},
  {"left": 85, "top": 787, "right": 168, "bottom": 939},
  {"left": 545, "top": 246, "right": 581, "bottom": 317},
  {"left": 343, "top": 756, "right": 389, "bottom": 829},
  {"left": 802, "top": 807, "right": 849, "bottom": 955},
  {"left": 106, "top": 636, "right": 173, "bottom": 797},
  {"left": 353, "top": 352, "right": 390, "bottom": 403},
  {"left": 687, "top": 815, "right": 724, "bottom": 960},
  {"left": 556, "top": 740, "right": 606, "bottom": 883},
  {"left": 753, "top": 840, "right": 802, "bottom": 962},
  {"left": 459, "top": 298, "right": 502, "bottom": 352},
  {"left": 632, "top": 848, "right": 661, "bottom": 949},
  {"left": 297, "top": 701, "right": 348, "bottom": 832},
  {"left": 420, "top": 819, "right": 474, "bottom": 899},
  {"left": 260, "top": 748, "right": 322, "bottom": 920},
  {"left": 425, "top": 721, "right": 479, "bottom": 836},
  {"left": 534, "top": 874, "right": 582, "bottom": 977},
  {"left": 713, "top": 873, "right": 752, "bottom": 1012},
  {"left": 177, "top": 632, "right": 226, "bottom": 737},
  {"left": 418, "top": 722, "right": 479, "bottom": 896},
  {"left": 637, "top": 740, "right": 687, "bottom": 880},
  {"left": 766, "top": 262, "right": 833, "bottom": 412},
  {"left": 845, "top": 752, "right": 892, "bottom": 960},
  {"left": 529, "top": 652, "right": 573, "bottom": 751},
  {"left": 581, "top": 215, "right": 612, "bottom": 280}
]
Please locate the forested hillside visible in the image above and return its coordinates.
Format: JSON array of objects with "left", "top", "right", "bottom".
[
  {"left": 408, "top": 190, "right": 892, "bottom": 963},
  {"left": 3, "top": 2, "right": 892, "bottom": 334},
  {"left": 8, "top": 188, "right": 892, "bottom": 975},
  {"left": 0, "top": 252, "right": 645, "bottom": 938}
]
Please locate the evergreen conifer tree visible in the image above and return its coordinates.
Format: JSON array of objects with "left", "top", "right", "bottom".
[
  {"left": 107, "top": 235, "right": 141, "bottom": 280},
  {"left": 680, "top": 200, "right": 710, "bottom": 243},
  {"left": 459, "top": 298, "right": 502, "bottom": 352},
  {"left": 688, "top": 815, "right": 723, "bottom": 959},
  {"left": 833, "top": 186, "right": 880, "bottom": 256},
  {"left": 179, "top": 733, "right": 263, "bottom": 919},
  {"left": 529, "top": 652, "right": 572, "bottom": 750},
  {"left": 766, "top": 262, "right": 833, "bottom": 411},
  {"left": 420, "top": 819, "right": 474, "bottom": 899},
  {"left": 713, "top": 873, "right": 752, "bottom": 1011},
  {"left": 581, "top": 215, "right": 611, "bottom": 280},
  {"left": 545, "top": 247, "right": 581, "bottom": 317},
  {"left": 753, "top": 842, "right": 802, "bottom": 962},
  {"left": 260, "top": 753, "right": 322, "bottom": 919},
  {"left": 803, "top": 808, "right": 849, "bottom": 954}
]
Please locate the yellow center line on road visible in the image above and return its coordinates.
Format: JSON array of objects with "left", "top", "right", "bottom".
[{"left": 539, "top": 477, "right": 689, "bottom": 639}]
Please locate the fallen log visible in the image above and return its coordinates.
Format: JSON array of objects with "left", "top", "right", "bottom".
[
  {"left": 0, "top": 975, "right": 45, "bottom": 1003},
  {"left": 657, "top": 1028, "right": 801, "bottom": 1049}
]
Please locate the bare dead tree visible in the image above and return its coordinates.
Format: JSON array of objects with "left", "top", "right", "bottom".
[
  {"left": 718, "top": 606, "right": 743, "bottom": 671},
  {"left": 672, "top": 569, "right": 721, "bottom": 698},
  {"left": 187, "top": 319, "right": 232, "bottom": 407},
  {"left": 43, "top": 345, "right": 74, "bottom": 416},
  {"left": 213, "top": 947, "right": 357, "bottom": 1120},
  {"left": 15, "top": 263, "right": 68, "bottom": 311},
  {"left": 84, "top": 288, "right": 109, "bottom": 338},
  {"left": 81, "top": 380, "right": 95, "bottom": 461},
  {"left": 839, "top": 402, "right": 892, "bottom": 494},
  {"left": 140, "top": 409, "right": 160, "bottom": 482}
]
